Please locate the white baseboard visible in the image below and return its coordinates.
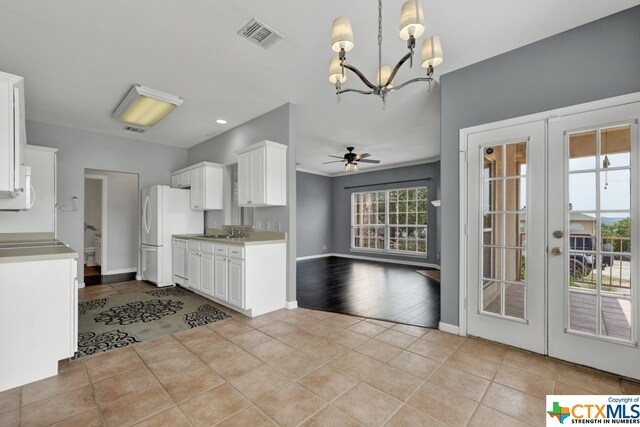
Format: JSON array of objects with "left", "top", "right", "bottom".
[
  {"left": 135, "top": 274, "right": 142, "bottom": 281},
  {"left": 78, "top": 282, "right": 85, "bottom": 289},
  {"left": 103, "top": 268, "right": 137, "bottom": 275},
  {"left": 439, "top": 321, "right": 461, "bottom": 335},
  {"left": 296, "top": 253, "right": 332, "bottom": 261},
  {"left": 333, "top": 253, "right": 440, "bottom": 269},
  {"left": 286, "top": 300, "right": 298, "bottom": 309}
]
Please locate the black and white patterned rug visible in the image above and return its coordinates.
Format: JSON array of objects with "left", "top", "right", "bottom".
[{"left": 75, "top": 287, "right": 231, "bottom": 358}]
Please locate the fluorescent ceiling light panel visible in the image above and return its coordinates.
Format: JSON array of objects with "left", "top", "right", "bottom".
[{"left": 113, "top": 85, "right": 183, "bottom": 127}]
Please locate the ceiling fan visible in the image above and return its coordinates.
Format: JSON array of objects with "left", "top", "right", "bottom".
[{"left": 323, "top": 147, "right": 381, "bottom": 171}]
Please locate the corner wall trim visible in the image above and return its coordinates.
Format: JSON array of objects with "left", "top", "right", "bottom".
[
  {"left": 286, "top": 300, "right": 298, "bottom": 309},
  {"left": 439, "top": 321, "right": 461, "bottom": 336},
  {"left": 296, "top": 254, "right": 333, "bottom": 261},
  {"left": 135, "top": 274, "right": 142, "bottom": 281},
  {"left": 78, "top": 282, "right": 85, "bottom": 289}
]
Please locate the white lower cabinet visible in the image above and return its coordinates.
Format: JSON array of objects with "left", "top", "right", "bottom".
[
  {"left": 178, "top": 239, "right": 285, "bottom": 316},
  {"left": 214, "top": 255, "right": 228, "bottom": 301},
  {"left": 186, "top": 241, "right": 215, "bottom": 296},
  {"left": 228, "top": 258, "right": 245, "bottom": 308}
]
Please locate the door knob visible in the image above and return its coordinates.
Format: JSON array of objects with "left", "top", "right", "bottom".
[
  {"left": 552, "top": 230, "right": 564, "bottom": 239},
  {"left": 551, "top": 247, "right": 563, "bottom": 256}
]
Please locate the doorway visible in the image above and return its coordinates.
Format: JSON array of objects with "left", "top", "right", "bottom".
[
  {"left": 83, "top": 169, "right": 139, "bottom": 286},
  {"left": 460, "top": 95, "right": 640, "bottom": 379}
]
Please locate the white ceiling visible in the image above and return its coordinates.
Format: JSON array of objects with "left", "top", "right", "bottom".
[{"left": 1, "top": 0, "right": 638, "bottom": 175}]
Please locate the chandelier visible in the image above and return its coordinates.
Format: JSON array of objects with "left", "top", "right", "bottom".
[{"left": 328, "top": 0, "right": 443, "bottom": 107}]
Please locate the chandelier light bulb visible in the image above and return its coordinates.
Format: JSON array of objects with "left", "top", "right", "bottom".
[
  {"left": 331, "top": 17, "right": 354, "bottom": 52},
  {"left": 329, "top": 57, "right": 347, "bottom": 84},
  {"left": 421, "top": 36, "right": 443, "bottom": 68},
  {"left": 376, "top": 65, "right": 393, "bottom": 88},
  {"left": 399, "top": 0, "right": 425, "bottom": 40}
]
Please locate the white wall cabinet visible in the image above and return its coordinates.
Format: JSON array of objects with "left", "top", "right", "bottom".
[
  {"left": 0, "top": 145, "right": 57, "bottom": 233},
  {"left": 236, "top": 140, "right": 287, "bottom": 207},
  {"left": 171, "top": 162, "right": 223, "bottom": 210},
  {"left": 0, "top": 71, "right": 26, "bottom": 199}
]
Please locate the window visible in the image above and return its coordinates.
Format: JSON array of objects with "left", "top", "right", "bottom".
[{"left": 351, "top": 187, "right": 428, "bottom": 255}]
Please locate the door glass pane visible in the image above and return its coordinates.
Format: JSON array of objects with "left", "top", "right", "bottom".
[
  {"left": 483, "top": 247, "right": 502, "bottom": 280},
  {"left": 504, "top": 248, "right": 525, "bottom": 283},
  {"left": 483, "top": 145, "right": 503, "bottom": 177},
  {"left": 483, "top": 180, "right": 503, "bottom": 212},
  {"left": 601, "top": 125, "right": 631, "bottom": 168},
  {"left": 569, "top": 173, "right": 596, "bottom": 211},
  {"left": 600, "top": 169, "right": 630, "bottom": 210},
  {"left": 482, "top": 280, "right": 502, "bottom": 315},
  {"left": 505, "top": 142, "right": 527, "bottom": 177},
  {"left": 600, "top": 254, "right": 631, "bottom": 296},
  {"left": 569, "top": 292, "right": 597, "bottom": 335},
  {"left": 568, "top": 252, "right": 596, "bottom": 290},
  {"left": 505, "top": 178, "right": 526, "bottom": 211},
  {"left": 569, "top": 130, "right": 597, "bottom": 171},
  {"left": 601, "top": 213, "right": 631, "bottom": 253},
  {"left": 483, "top": 214, "right": 503, "bottom": 246},
  {"left": 600, "top": 295, "right": 632, "bottom": 341},
  {"left": 503, "top": 213, "right": 526, "bottom": 248},
  {"left": 505, "top": 283, "right": 525, "bottom": 319}
]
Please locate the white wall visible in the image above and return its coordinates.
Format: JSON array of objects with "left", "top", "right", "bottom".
[
  {"left": 26, "top": 120, "right": 188, "bottom": 284},
  {"left": 85, "top": 169, "right": 138, "bottom": 273},
  {"left": 83, "top": 178, "right": 101, "bottom": 249}
]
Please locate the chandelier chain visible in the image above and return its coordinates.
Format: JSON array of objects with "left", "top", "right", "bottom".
[{"left": 378, "top": 0, "right": 383, "bottom": 84}]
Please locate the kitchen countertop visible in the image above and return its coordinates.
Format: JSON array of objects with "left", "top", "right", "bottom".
[
  {"left": 0, "top": 234, "right": 77, "bottom": 263},
  {"left": 172, "top": 232, "right": 286, "bottom": 246}
]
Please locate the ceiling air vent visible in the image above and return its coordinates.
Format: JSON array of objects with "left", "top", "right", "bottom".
[
  {"left": 123, "top": 125, "right": 146, "bottom": 134},
  {"left": 237, "top": 18, "right": 283, "bottom": 49}
]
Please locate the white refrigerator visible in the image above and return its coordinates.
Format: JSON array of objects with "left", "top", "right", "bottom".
[{"left": 140, "top": 185, "right": 203, "bottom": 287}]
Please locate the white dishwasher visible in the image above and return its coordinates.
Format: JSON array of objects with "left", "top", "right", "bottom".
[{"left": 172, "top": 238, "right": 188, "bottom": 286}]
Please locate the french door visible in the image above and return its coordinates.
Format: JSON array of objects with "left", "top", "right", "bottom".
[
  {"left": 464, "top": 98, "right": 640, "bottom": 379},
  {"left": 548, "top": 103, "right": 639, "bottom": 379},
  {"left": 466, "top": 121, "right": 547, "bottom": 354}
]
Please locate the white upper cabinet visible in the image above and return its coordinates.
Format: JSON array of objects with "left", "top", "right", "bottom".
[
  {"left": 236, "top": 140, "right": 287, "bottom": 207},
  {"left": 171, "top": 162, "right": 223, "bottom": 210},
  {"left": 0, "top": 71, "right": 26, "bottom": 199}
]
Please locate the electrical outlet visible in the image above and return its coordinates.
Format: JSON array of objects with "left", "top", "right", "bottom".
[
  {"left": 265, "top": 220, "right": 270, "bottom": 230},
  {"left": 322, "top": 245, "right": 327, "bottom": 251},
  {"left": 437, "top": 253, "right": 440, "bottom": 260},
  {"left": 276, "top": 221, "right": 281, "bottom": 231}
]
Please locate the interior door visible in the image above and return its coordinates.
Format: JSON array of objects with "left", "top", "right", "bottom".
[
  {"left": 548, "top": 103, "right": 640, "bottom": 379},
  {"left": 466, "top": 121, "right": 547, "bottom": 353}
]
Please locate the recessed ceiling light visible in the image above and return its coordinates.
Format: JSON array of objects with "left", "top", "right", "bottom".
[{"left": 216, "top": 119, "right": 227, "bottom": 125}]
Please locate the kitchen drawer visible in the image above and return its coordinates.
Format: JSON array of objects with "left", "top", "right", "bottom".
[
  {"left": 188, "top": 240, "right": 200, "bottom": 251},
  {"left": 214, "top": 244, "right": 228, "bottom": 256},
  {"left": 200, "top": 242, "right": 215, "bottom": 254},
  {"left": 173, "top": 239, "right": 187, "bottom": 248},
  {"left": 228, "top": 245, "right": 244, "bottom": 259}
]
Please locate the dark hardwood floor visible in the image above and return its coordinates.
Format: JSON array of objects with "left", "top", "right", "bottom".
[{"left": 296, "top": 256, "right": 440, "bottom": 328}]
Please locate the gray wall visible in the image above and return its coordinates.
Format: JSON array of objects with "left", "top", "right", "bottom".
[
  {"left": 86, "top": 169, "right": 139, "bottom": 273},
  {"left": 439, "top": 6, "right": 640, "bottom": 326},
  {"left": 296, "top": 171, "right": 333, "bottom": 258},
  {"left": 188, "top": 104, "right": 298, "bottom": 302},
  {"left": 331, "top": 162, "right": 440, "bottom": 265},
  {"left": 83, "top": 178, "right": 101, "bottom": 249},
  {"left": 26, "top": 120, "right": 188, "bottom": 284}
]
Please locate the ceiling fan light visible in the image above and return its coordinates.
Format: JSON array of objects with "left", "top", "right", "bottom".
[
  {"left": 421, "top": 36, "right": 443, "bottom": 68},
  {"left": 331, "top": 17, "right": 354, "bottom": 52},
  {"left": 376, "top": 65, "right": 393, "bottom": 89},
  {"left": 329, "top": 57, "right": 347, "bottom": 84},
  {"left": 399, "top": 0, "right": 425, "bottom": 41}
]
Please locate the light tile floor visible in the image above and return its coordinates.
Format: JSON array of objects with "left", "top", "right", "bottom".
[{"left": 1, "top": 282, "right": 639, "bottom": 426}]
